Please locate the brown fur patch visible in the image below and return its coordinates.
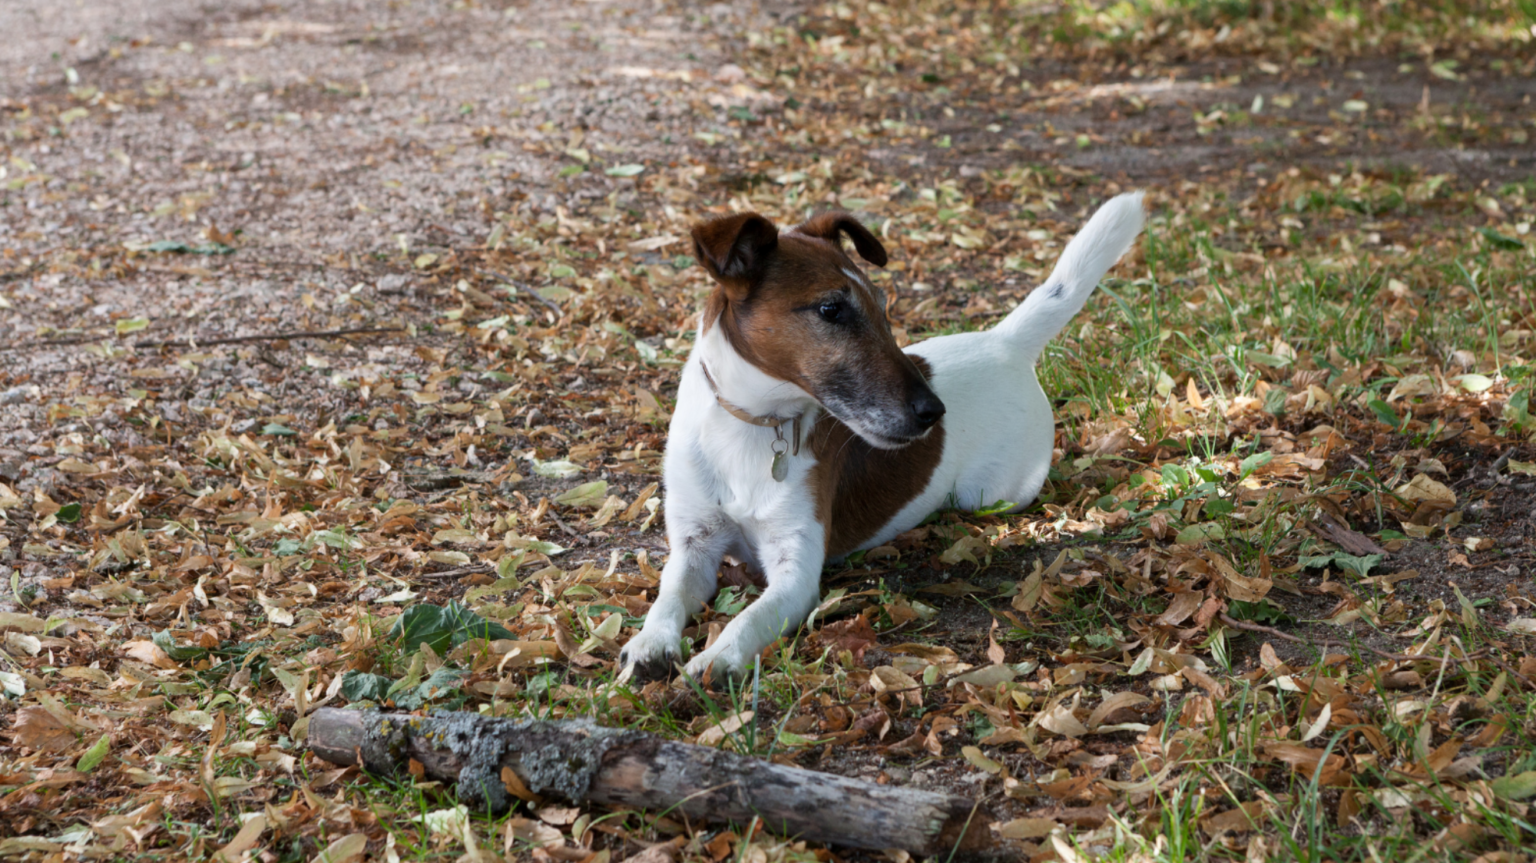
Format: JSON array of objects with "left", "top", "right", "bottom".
[{"left": 810, "top": 356, "right": 946, "bottom": 558}]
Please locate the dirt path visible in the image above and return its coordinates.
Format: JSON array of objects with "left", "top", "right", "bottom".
[{"left": 1, "top": 0, "right": 761, "bottom": 344}]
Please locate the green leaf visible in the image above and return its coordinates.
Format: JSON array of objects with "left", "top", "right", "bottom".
[
  {"left": 114, "top": 317, "right": 150, "bottom": 335},
  {"left": 1238, "top": 450, "right": 1273, "bottom": 478},
  {"left": 671, "top": 254, "right": 696, "bottom": 270},
  {"left": 557, "top": 164, "right": 585, "bottom": 178},
  {"left": 56, "top": 503, "right": 82, "bottom": 524},
  {"left": 495, "top": 550, "right": 527, "bottom": 581},
  {"left": 1453, "top": 374, "right": 1494, "bottom": 393},
  {"left": 604, "top": 163, "right": 645, "bottom": 177},
  {"left": 262, "top": 423, "right": 298, "bottom": 436},
  {"left": 525, "top": 670, "right": 561, "bottom": 699},
  {"left": 1334, "top": 553, "right": 1383, "bottom": 579},
  {"left": 1367, "top": 399, "right": 1402, "bottom": 430},
  {"left": 521, "top": 539, "right": 568, "bottom": 556},
  {"left": 554, "top": 480, "right": 608, "bottom": 508},
  {"left": 548, "top": 264, "right": 577, "bottom": 279},
  {"left": 1246, "top": 351, "right": 1292, "bottom": 368},
  {"left": 311, "top": 529, "right": 361, "bottom": 550},
  {"left": 388, "top": 600, "right": 515, "bottom": 655},
  {"left": 339, "top": 670, "right": 394, "bottom": 703},
  {"left": 391, "top": 666, "right": 466, "bottom": 710},
  {"left": 152, "top": 629, "right": 209, "bottom": 662},
  {"left": 1204, "top": 498, "right": 1236, "bottom": 518},
  {"left": 529, "top": 457, "right": 581, "bottom": 478},
  {"left": 142, "top": 240, "right": 234, "bottom": 255},
  {"left": 1492, "top": 770, "right": 1536, "bottom": 800},
  {"left": 1477, "top": 227, "right": 1524, "bottom": 251},
  {"left": 1228, "top": 599, "right": 1291, "bottom": 625},
  {"left": 1160, "top": 464, "right": 1190, "bottom": 488},
  {"left": 1262, "top": 387, "right": 1288, "bottom": 416},
  {"left": 76, "top": 733, "right": 111, "bottom": 772},
  {"left": 777, "top": 730, "right": 830, "bottom": 748},
  {"left": 1174, "top": 523, "right": 1225, "bottom": 545}
]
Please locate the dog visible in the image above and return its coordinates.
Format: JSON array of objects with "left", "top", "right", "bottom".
[{"left": 618, "top": 192, "right": 1146, "bottom": 683}]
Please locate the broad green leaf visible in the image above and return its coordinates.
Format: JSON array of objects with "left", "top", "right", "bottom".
[
  {"left": 555, "top": 480, "right": 608, "bottom": 508},
  {"left": 1477, "top": 227, "right": 1523, "bottom": 250},
  {"left": 529, "top": 458, "right": 581, "bottom": 478},
  {"left": 391, "top": 667, "right": 464, "bottom": 710},
  {"left": 1175, "top": 523, "right": 1225, "bottom": 545},
  {"left": 76, "top": 734, "right": 111, "bottom": 772},
  {"left": 1334, "top": 554, "right": 1383, "bottom": 579},
  {"left": 1452, "top": 374, "right": 1494, "bottom": 393},
  {"left": 340, "top": 670, "right": 393, "bottom": 703},
  {"left": 604, "top": 163, "right": 645, "bottom": 177},
  {"left": 495, "top": 550, "right": 527, "bottom": 580},
  {"left": 388, "top": 600, "right": 515, "bottom": 655},
  {"left": 152, "top": 629, "right": 208, "bottom": 662},
  {"left": 1238, "top": 451, "right": 1273, "bottom": 478},
  {"left": 1492, "top": 770, "right": 1536, "bottom": 800},
  {"left": 1367, "top": 399, "right": 1401, "bottom": 430}
]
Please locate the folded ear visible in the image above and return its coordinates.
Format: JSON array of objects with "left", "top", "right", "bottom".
[
  {"left": 690, "top": 212, "right": 779, "bottom": 300},
  {"left": 793, "top": 211, "right": 888, "bottom": 267}
]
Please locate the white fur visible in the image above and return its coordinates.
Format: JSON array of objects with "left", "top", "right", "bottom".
[{"left": 620, "top": 192, "right": 1146, "bottom": 682}]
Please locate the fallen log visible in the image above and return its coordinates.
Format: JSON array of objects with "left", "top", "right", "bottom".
[{"left": 306, "top": 707, "right": 990, "bottom": 856}]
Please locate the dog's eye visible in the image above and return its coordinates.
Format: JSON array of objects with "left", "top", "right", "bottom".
[{"left": 817, "top": 301, "right": 844, "bottom": 323}]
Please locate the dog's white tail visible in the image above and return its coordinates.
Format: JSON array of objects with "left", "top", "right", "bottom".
[{"left": 996, "top": 191, "right": 1146, "bottom": 363}]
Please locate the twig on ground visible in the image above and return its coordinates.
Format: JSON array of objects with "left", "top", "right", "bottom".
[
  {"left": 1482, "top": 652, "right": 1536, "bottom": 690},
  {"left": 416, "top": 564, "right": 494, "bottom": 580},
  {"left": 134, "top": 326, "right": 405, "bottom": 349},
  {"left": 0, "top": 334, "right": 106, "bottom": 352},
  {"left": 1492, "top": 449, "right": 1515, "bottom": 473},
  {"left": 1218, "top": 612, "right": 1490, "bottom": 666},
  {"left": 474, "top": 268, "right": 564, "bottom": 316}
]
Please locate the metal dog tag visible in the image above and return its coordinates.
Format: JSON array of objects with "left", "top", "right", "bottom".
[{"left": 769, "top": 429, "right": 790, "bottom": 482}]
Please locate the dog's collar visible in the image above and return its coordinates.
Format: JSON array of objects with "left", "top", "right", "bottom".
[{"left": 700, "top": 361, "right": 803, "bottom": 482}]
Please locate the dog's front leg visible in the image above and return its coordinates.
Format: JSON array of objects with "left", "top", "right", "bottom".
[
  {"left": 683, "top": 525, "right": 823, "bottom": 684},
  {"left": 619, "top": 518, "right": 730, "bottom": 681}
]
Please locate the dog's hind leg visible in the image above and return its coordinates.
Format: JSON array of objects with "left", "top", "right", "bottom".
[
  {"left": 682, "top": 524, "right": 824, "bottom": 684},
  {"left": 619, "top": 517, "right": 732, "bottom": 681}
]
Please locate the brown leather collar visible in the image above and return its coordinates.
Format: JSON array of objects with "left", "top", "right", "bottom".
[
  {"left": 699, "top": 362, "right": 804, "bottom": 465},
  {"left": 700, "top": 362, "right": 794, "bottom": 428}
]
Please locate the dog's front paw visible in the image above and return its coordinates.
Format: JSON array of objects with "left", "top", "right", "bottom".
[
  {"left": 618, "top": 628, "right": 684, "bottom": 683},
  {"left": 682, "top": 641, "right": 751, "bottom": 688}
]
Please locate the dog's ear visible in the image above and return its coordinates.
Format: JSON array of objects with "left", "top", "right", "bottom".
[
  {"left": 691, "top": 212, "right": 779, "bottom": 300},
  {"left": 794, "top": 212, "right": 888, "bottom": 267}
]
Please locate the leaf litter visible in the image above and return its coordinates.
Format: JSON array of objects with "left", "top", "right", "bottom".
[{"left": 1, "top": 0, "right": 1535, "bottom": 861}]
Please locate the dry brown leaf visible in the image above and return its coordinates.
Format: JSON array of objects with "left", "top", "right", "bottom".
[{"left": 11, "top": 707, "right": 76, "bottom": 752}]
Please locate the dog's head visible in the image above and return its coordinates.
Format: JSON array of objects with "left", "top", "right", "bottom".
[{"left": 690, "top": 210, "right": 944, "bottom": 449}]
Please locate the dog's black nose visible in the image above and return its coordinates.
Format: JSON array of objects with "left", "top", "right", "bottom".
[{"left": 910, "top": 392, "right": 945, "bottom": 428}]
